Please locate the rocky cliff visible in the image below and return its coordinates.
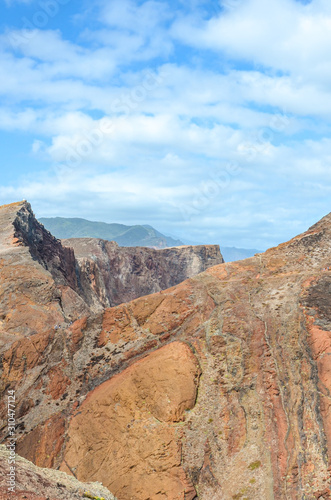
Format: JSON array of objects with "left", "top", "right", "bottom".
[
  {"left": 0, "top": 201, "right": 331, "bottom": 499},
  {"left": 0, "top": 201, "right": 88, "bottom": 348},
  {"left": 62, "top": 237, "right": 223, "bottom": 309},
  {"left": 0, "top": 201, "right": 222, "bottom": 337}
]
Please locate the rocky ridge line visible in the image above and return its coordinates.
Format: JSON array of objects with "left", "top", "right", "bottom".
[{"left": 1, "top": 201, "right": 331, "bottom": 499}]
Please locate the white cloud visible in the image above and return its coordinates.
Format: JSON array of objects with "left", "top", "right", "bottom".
[
  {"left": 172, "top": 0, "right": 331, "bottom": 85},
  {"left": 1, "top": 0, "right": 331, "bottom": 248}
]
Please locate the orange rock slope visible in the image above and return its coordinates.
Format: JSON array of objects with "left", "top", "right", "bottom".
[{"left": 0, "top": 201, "right": 331, "bottom": 499}]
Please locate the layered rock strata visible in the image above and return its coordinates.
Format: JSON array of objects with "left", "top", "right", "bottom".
[
  {"left": 62, "top": 237, "right": 223, "bottom": 309},
  {"left": 0, "top": 201, "right": 331, "bottom": 499}
]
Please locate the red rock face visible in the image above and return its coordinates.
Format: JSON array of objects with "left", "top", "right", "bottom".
[
  {"left": 16, "top": 412, "right": 66, "bottom": 468},
  {"left": 1, "top": 201, "right": 331, "bottom": 499},
  {"left": 61, "top": 342, "right": 200, "bottom": 500}
]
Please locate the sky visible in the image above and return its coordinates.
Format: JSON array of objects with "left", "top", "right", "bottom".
[{"left": 0, "top": 0, "right": 330, "bottom": 250}]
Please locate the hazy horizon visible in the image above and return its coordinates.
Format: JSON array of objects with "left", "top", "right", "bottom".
[{"left": 38, "top": 212, "right": 264, "bottom": 251}]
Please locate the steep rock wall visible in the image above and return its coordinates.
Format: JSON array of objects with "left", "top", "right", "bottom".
[
  {"left": 61, "top": 237, "right": 223, "bottom": 309},
  {"left": 13, "top": 202, "right": 77, "bottom": 290}
]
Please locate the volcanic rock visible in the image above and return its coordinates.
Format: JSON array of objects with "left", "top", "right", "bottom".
[
  {"left": 1, "top": 201, "right": 331, "bottom": 499},
  {"left": 61, "top": 237, "right": 223, "bottom": 310},
  {"left": 61, "top": 341, "right": 200, "bottom": 500}
]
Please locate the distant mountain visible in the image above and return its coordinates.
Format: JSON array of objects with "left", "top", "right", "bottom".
[
  {"left": 39, "top": 217, "right": 184, "bottom": 248},
  {"left": 40, "top": 217, "right": 262, "bottom": 260}
]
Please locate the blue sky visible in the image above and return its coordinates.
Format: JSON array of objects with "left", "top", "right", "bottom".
[{"left": 0, "top": 0, "right": 330, "bottom": 250}]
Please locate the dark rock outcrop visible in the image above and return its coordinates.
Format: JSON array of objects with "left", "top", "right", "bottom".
[
  {"left": 0, "top": 202, "right": 88, "bottom": 348},
  {"left": 13, "top": 202, "right": 78, "bottom": 290},
  {"left": 62, "top": 237, "right": 223, "bottom": 310}
]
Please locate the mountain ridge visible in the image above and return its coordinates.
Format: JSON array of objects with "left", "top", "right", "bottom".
[
  {"left": 39, "top": 216, "right": 184, "bottom": 248},
  {"left": 40, "top": 216, "right": 262, "bottom": 261}
]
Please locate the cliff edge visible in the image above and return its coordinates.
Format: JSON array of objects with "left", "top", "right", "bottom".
[{"left": 62, "top": 237, "right": 223, "bottom": 309}]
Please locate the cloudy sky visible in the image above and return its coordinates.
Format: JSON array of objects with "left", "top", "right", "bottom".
[{"left": 0, "top": 0, "right": 330, "bottom": 249}]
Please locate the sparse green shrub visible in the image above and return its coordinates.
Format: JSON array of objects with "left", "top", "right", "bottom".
[{"left": 248, "top": 460, "right": 261, "bottom": 471}]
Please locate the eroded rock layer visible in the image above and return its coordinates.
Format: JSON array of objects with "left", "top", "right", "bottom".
[
  {"left": 61, "top": 237, "right": 223, "bottom": 310},
  {"left": 0, "top": 201, "right": 331, "bottom": 499}
]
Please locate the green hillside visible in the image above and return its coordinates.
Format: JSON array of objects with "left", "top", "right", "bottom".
[{"left": 39, "top": 217, "right": 184, "bottom": 248}]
